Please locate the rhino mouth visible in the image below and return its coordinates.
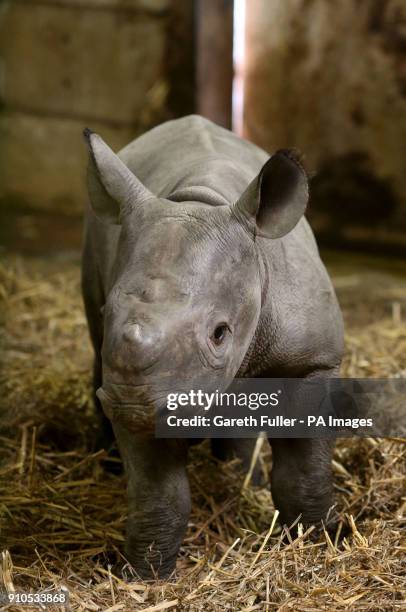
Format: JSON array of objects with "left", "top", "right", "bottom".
[
  {"left": 97, "top": 377, "right": 225, "bottom": 433},
  {"left": 96, "top": 384, "right": 168, "bottom": 433}
]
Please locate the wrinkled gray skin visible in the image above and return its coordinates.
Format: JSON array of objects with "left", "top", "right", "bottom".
[{"left": 82, "top": 115, "right": 344, "bottom": 579}]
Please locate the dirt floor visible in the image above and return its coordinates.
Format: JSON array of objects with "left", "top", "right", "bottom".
[{"left": 0, "top": 248, "right": 405, "bottom": 611}]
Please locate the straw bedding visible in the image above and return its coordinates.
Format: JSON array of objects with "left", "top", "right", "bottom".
[{"left": 0, "top": 252, "right": 405, "bottom": 611}]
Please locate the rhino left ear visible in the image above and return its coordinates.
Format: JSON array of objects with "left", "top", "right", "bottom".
[
  {"left": 234, "top": 149, "right": 309, "bottom": 239},
  {"left": 83, "top": 128, "right": 153, "bottom": 224}
]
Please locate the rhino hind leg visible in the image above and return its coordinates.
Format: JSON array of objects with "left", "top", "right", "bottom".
[
  {"left": 92, "top": 356, "right": 117, "bottom": 451},
  {"left": 211, "top": 438, "right": 265, "bottom": 486},
  {"left": 81, "top": 250, "right": 119, "bottom": 466}
]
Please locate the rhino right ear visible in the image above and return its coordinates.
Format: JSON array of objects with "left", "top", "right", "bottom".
[
  {"left": 83, "top": 128, "right": 153, "bottom": 224},
  {"left": 233, "top": 149, "right": 309, "bottom": 239}
]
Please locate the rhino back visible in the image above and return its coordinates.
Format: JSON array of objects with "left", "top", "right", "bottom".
[{"left": 119, "top": 115, "right": 268, "bottom": 204}]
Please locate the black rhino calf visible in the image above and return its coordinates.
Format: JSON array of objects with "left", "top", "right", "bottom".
[{"left": 82, "top": 115, "right": 344, "bottom": 579}]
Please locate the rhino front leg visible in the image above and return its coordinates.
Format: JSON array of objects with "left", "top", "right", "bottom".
[
  {"left": 269, "top": 438, "right": 334, "bottom": 530},
  {"left": 113, "top": 424, "right": 191, "bottom": 579}
]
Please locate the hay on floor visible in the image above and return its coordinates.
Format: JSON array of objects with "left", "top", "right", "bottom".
[{"left": 0, "top": 254, "right": 405, "bottom": 611}]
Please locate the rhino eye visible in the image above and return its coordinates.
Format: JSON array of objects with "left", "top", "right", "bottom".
[{"left": 212, "top": 324, "right": 229, "bottom": 346}]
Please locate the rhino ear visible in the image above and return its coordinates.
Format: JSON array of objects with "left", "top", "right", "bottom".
[
  {"left": 83, "top": 128, "right": 152, "bottom": 224},
  {"left": 234, "top": 149, "right": 309, "bottom": 239}
]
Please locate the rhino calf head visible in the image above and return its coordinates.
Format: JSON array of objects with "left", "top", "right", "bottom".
[{"left": 85, "top": 130, "right": 308, "bottom": 423}]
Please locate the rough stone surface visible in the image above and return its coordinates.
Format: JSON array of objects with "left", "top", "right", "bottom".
[
  {"left": 1, "top": 3, "right": 166, "bottom": 122},
  {"left": 0, "top": 0, "right": 193, "bottom": 214},
  {"left": 0, "top": 112, "right": 134, "bottom": 213},
  {"left": 244, "top": 0, "right": 406, "bottom": 239}
]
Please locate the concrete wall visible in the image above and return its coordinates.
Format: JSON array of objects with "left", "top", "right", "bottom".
[
  {"left": 0, "top": 0, "right": 194, "bottom": 215},
  {"left": 244, "top": 0, "right": 406, "bottom": 248}
]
